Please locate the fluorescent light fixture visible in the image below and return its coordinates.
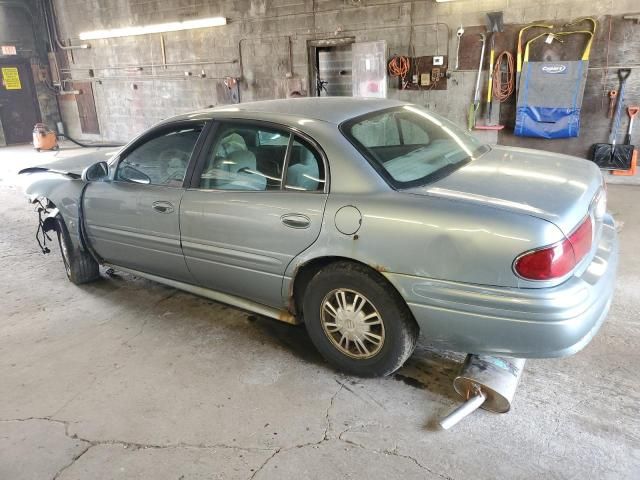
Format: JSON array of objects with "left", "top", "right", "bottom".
[{"left": 79, "top": 17, "right": 227, "bottom": 40}]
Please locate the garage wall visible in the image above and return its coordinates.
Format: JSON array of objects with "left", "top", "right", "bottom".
[
  {"left": 0, "top": 0, "right": 60, "bottom": 146},
  {"left": 52, "top": 0, "right": 640, "bottom": 154}
]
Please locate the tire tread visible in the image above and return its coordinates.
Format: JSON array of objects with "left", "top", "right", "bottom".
[{"left": 56, "top": 216, "right": 100, "bottom": 285}]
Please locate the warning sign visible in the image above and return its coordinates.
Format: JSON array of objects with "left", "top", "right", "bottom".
[{"left": 1, "top": 67, "right": 21, "bottom": 90}]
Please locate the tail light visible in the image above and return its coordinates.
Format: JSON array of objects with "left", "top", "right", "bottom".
[{"left": 514, "top": 216, "right": 593, "bottom": 281}]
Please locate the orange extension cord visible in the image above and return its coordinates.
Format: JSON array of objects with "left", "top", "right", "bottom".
[
  {"left": 492, "top": 51, "right": 515, "bottom": 102},
  {"left": 388, "top": 55, "right": 410, "bottom": 82}
]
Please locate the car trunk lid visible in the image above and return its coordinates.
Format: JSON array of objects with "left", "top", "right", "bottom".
[{"left": 404, "top": 145, "right": 604, "bottom": 237}]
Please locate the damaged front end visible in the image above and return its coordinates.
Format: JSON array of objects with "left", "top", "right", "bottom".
[
  {"left": 19, "top": 165, "right": 89, "bottom": 256},
  {"left": 30, "top": 196, "right": 59, "bottom": 254}
]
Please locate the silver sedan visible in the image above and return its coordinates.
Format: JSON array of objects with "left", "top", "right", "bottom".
[{"left": 20, "top": 98, "right": 618, "bottom": 377}]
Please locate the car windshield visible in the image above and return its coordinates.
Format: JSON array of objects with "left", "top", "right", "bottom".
[{"left": 341, "top": 105, "right": 489, "bottom": 188}]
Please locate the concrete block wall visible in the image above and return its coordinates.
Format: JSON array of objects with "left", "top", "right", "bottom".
[{"left": 52, "top": 0, "right": 640, "bottom": 148}]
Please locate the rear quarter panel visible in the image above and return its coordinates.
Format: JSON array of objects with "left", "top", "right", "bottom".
[{"left": 284, "top": 190, "right": 566, "bottom": 298}]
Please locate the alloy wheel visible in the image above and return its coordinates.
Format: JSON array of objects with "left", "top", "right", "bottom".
[{"left": 320, "top": 288, "right": 385, "bottom": 359}]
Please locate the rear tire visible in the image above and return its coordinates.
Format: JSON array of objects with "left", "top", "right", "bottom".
[
  {"left": 55, "top": 217, "right": 100, "bottom": 285},
  {"left": 302, "top": 261, "right": 419, "bottom": 377}
]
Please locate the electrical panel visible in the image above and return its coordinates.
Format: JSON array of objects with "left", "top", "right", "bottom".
[{"left": 392, "top": 55, "right": 448, "bottom": 91}]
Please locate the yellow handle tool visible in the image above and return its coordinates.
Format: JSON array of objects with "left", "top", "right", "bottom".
[
  {"left": 516, "top": 24, "right": 553, "bottom": 74},
  {"left": 486, "top": 47, "right": 495, "bottom": 104}
]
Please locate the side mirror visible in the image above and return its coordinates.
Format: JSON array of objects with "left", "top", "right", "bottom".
[
  {"left": 81, "top": 161, "right": 109, "bottom": 182},
  {"left": 118, "top": 165, "right": 151, "bottom": 185}
]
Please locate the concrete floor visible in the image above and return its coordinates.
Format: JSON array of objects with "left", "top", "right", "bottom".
[{"left": 1, "top": 144, "right": 639, "bottom": 480}]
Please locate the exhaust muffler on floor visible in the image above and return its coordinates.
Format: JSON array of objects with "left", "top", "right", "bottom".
[{"left": 440, "top": 354, "right": 526, "bottom": 430}]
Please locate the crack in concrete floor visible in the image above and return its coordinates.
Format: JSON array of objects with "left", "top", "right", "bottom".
[
  {"left": 1, "top": 379, "right": 450, "bottom": 480},
  {"left": 1, "top": 417, "right": 277, "bottom": 480},
  {"left": 245, "top": 378, "right": 453, "bottom": 480}
]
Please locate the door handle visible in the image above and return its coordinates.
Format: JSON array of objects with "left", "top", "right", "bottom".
[
  {"left": 152, "top": 201, "right": 175, "bottom": 214},
  {"left": 281, "top": 213, "right": 310, "bottom": 229}
]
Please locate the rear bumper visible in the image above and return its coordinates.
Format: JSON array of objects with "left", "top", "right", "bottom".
[{"left": 385, "top": 214, "right": 619, "bottom": 358}]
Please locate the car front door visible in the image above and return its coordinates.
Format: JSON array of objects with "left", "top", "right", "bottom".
[
  {"left": 180, "top": 120, "right": 329, "bottom": 308},
  {"left": 83, "top": 121, "right": 208, "bottom": 282}
]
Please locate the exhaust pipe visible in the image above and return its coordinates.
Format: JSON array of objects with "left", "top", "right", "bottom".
[{"left": 440, "top": 355, "right": 526, "bottom": 430}]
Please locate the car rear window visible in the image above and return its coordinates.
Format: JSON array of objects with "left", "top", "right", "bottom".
[{"left": 340, "top": 106, "right": 489, "bottom": 188}]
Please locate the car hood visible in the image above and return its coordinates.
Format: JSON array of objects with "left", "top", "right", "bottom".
[
  {"left": 404, "top": 145, "right": 603, "bottom": 234},
  {"left": 19, "top": 148, "right": 120, "bottom": 177}
]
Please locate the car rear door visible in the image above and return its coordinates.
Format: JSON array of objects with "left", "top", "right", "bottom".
[
  {"left": 83, "top": 121, "right": 208, "bottom": 283},
  {"left": 180, "top": 120, "right": 329, "bottom": 308}
]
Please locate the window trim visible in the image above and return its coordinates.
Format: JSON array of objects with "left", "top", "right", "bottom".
[
  {"left": 339, "top": 106, "right": 489, "bottom": 190},
  {"left": 187, "top": 118, "right": 329, "bottom": 194},
  {"left": 280, "top": 135, "right": 295, "bottom": 189},
  {"left": 283, "top": 135, "right": 326, "bottom": 192},
  {"left": 111, "top": 119, "right": 211, "bottom": 189}
]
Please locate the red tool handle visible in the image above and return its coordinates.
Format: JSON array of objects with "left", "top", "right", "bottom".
[{"left": 625, "top": 106, "right": 639, "bottom": 145}]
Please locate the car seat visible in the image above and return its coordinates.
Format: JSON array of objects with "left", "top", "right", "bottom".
[
  {"left": 215, "top": 150, "right": 267, "bottom": 190},
  {"left": 286, "top": 148, "right": 320, "bottom": 191}
]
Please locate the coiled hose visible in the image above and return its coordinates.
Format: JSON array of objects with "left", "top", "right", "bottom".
[{"left": 492, "top": 51, "right": 515, "bottom": 102}]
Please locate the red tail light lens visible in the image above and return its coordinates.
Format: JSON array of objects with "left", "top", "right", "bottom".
[
  {"left": 568, "top": 216, "right": 593, "bottom": 261},
  {"left": 514, "top": 217, "right": 593, "bottom": 281},
  {"left": 514, "top": 239, "right": 576, "bottom": 280}
]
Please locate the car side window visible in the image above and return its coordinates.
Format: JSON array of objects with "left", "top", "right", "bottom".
[
  {"left": 258, "top": 130, "right": 290, "bottom": 146},
  {"left": 199, "top": 123, "right": 290, "bottom": 191},
  {"left": 285, "top": 137, "right": 325, "bottom": 192},
  {"left": 116, "top": 124, "right": 203, "bottom": 187}
]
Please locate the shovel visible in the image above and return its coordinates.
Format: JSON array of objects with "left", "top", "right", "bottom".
[
  {"left": 484, "top": 11, "right": 504, "bottom": 125},
  {"left": 592, "top": 69, "right": 634, "bottom": 170}
]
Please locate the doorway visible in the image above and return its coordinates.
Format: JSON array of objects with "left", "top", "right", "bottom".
[
  {"left": 308, "top": 38, "right": 355, "bottom": 97},
  {"left": 0, "top": 58, "right": 41, "bottom": 144}
]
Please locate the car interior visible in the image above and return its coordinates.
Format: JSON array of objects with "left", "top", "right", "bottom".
[
  {"left": 200, "top": 126, "right": 324, "bottom": 192},
  {"left": 115, "top": 123, "right": 324, "bottom": 192},
  {"left": 116, "top": 126, "right": 202, "bottom": 187},
  {"left": 349, "top": 112, "right": 467, "bottom": 183}
]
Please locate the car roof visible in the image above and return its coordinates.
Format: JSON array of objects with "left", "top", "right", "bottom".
[{"left": 169, "top": 97, "right": 409, "bottom": 125}]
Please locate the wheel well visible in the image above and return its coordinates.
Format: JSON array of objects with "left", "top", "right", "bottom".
[
  {"left": 35, "top": 197, "right": 60, "bottom": 233},
  {"left": 291, "top": 256, "right": 415, "bottom": 324}
]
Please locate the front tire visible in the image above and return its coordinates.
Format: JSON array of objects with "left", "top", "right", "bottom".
[
  {"left": 303, "top": 261, "right": 419, "bottom": 377},
  {"left": 55, "top": 217, "right": 100, "bottom": 285}
]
